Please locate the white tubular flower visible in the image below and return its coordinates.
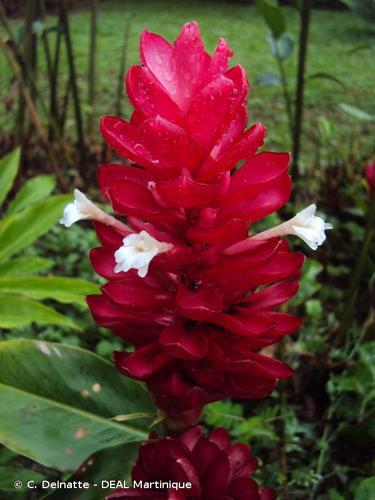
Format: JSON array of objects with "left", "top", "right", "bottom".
[
  {"left": 253, "top": 204, "right": 333, "bottom": 250},
  {"left": 60, "top": 189, "right": 130, "bottom": 233},
  {"left": 114, "top": 231, "right": 173, "bottom": 278},
  {"left": 60, "top": 189, "right": 102, "bottom": 227}
]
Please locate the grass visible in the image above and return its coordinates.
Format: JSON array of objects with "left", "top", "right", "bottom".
[{"left": 0, "top": 0, "right": 374, "bottom": 168}]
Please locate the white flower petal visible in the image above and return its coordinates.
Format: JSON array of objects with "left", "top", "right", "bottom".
[
  {"left": 253, "top": 204, "right": 332, "bottom": 250},
  {"left": 59, "top": 189, "right": 98, "bottom": 227},
  {"left": 295, "top": 203, "right": 316, "bottom": 222},
  {"left": 114, "top": 231, "right": 172, "bottom": 278}
]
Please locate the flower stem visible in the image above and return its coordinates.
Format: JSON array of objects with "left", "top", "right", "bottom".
[{"left": 309, "top": 406, "right": 334, "bottom": 500}]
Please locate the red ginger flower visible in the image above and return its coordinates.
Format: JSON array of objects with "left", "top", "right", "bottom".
[
  {"left": 85, "top": 22, "right": 307, "bottom": 424},
  {"left": 106, "top": 426, "right": 276, "bottom": 500},
  {"left": 61, "top": 22, "right": 330, "bottom": 424}
]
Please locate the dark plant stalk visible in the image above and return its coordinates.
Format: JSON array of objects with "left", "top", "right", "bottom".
[
  {"left": 39, "top": 0, "right": 54, "bottom": 110},
  {"left": 41, "top": 30, "right": 53, "bottom": 86},
  {"left": 292, "top": 0, "right": 312, "bottom": 179},
  {"left": 59, "top": 0, "right": 86, "bottom": 170},
  {"left": 59, "top": 77, "right": 71, "bottom": 135},
  {"left": 115, "top": 12, "right": 132, "bottom": 117},
  {"left": 50, "top": 13, "right": 63, "bottom": 138},
  {"left": 15, "top": 0, "right": 38, "bottom": 143},
  {"left": 87, "top": 0, "right": 98, "bottom": 137},
  {"left": 0, "top": 1, "right": 15, "bottom": 40},
  {"left": 335, "top": 196, "right": 375, "bottom": 350},
  {"left": 24, "top": 0, "right": 39, "bottom": 100}
]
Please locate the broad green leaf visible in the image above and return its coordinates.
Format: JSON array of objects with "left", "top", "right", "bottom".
[
  {"left": 46, "top": 443, "right": 139, "bottom": 499},
  {"left": 0, "top": 466, "right": 45, "bottom": 492},
  {"left": 0, "top": 340, "right": 153, "bottom": 471},
  {"left": 338, "top": 103, "right": 375, "bottom": 121},
  {"left": 354, "top": 477, "right": 375, "bottom": 500},
  {"left": 0, "top": 257, "right": 53, "bottom": 276},
  {"left": 6, "top": 175, "right": 56, "bottom": 216},
  {"left": 0, "top": 194, "right": 72, "bottom": 263},
  {"left": 307, "top": 72, "right": 346, "bottom": 90},
  {"left": 0, "top": 149, "right": 20, "bottom": 208},
  {"left": 256, "top": 0, "right": 286, "bottom": 39},
  {"left": 0, "top": 277, "right": 99, "bottom": 306},
  {"left": 0, "top": 295, "right": 80, "bottom": 330}
]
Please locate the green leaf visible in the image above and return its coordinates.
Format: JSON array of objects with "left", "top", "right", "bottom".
[
  {"left": 354, "top": 477, "right": 375, "bottom": 500},
  {"left": 32, "top": 20, "right": 45, "bottom": 36},
  {"left": 0, "top": 295, "right": 80, "bottom": 330},
  {"left": 0, "top": 277, "right": 99, "bottom": 306},
  {"left": 328, "top": 489, "right": 345, "bottom": 500},
  {"left": 0, "top": 340, "right": 154, "bottom": 471},
  {"left": 204, "top": 400, "right": 244, "bottom": 432},
  {"left": 268, "top": 32, "right": 294, "bottom": 61},
  {"left": 0, "top": 194, "right": 72, "bottom": 263},
  {"left": 347, "top": 42, "right": 373, "bottom": 55},
  {"left": 307, "top": 72, "right": 346, "bottom": 90},
  {"left": 0, "top": 257, "right": 53, "bottom": 276},
  {"left": 338, "top": 103, "right": 375, "bottom": 121},
  {"left": 0, "top": 447, "right": 16, "bottom": 466},
  {"left": 46, "top": 443, "right": 139, "bottom": 499},
  {"left": 112, "top": 412, "right": 156, "bottom": 422},
  {"left": 6, "top": 175, "right": 56, "bottom": 216},
  {"left": 291, "top": 259, "right": 323, "bottom": 303},
  {"left": 0, "top": 466, "right": 45, "bottom": 492},
  {"left": 306, "top": 299, "right": 323, "bottom": 318},
  {"left": 256, "top": 0, "right": 286, "bottom": 39},
  {"left": 254, "top": 71, "right": 281, "bottom": 86},
  {"left": 0, "top": 149, "right": 20, "bottom": 208},
  {"left": 233, "top": 416, "right": 277, "bottom": 441}
]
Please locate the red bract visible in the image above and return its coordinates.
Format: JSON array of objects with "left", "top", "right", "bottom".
[
  {"left": 365, "top": 160, "right": 375, "bottom": 196},
  {"left": 88, "top": 22, "right": 304, "bottom": 424},
  {"left": 106, "top": 426, "right": 276, "bottom": 500}
]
